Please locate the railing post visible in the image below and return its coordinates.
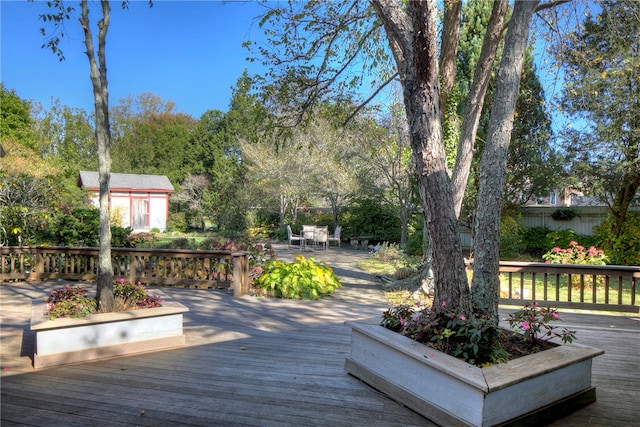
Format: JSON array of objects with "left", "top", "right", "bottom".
[
  {"left": 28, "top": 247, "right": 43, "bottom": 282},
  {"left": 130, "top": 252, "right": 138, "bottom": 284},
  {"left": 232, "top": 252, "right": 249, "bottom": 297}
]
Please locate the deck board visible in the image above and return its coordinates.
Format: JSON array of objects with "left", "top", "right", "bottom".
[{"left": 2, "top": 245, "right": 639, "bottom": 426}]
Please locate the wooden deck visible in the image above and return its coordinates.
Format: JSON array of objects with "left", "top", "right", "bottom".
[{"left": 2, "top": 246, "right": 639, "bottom": 426}]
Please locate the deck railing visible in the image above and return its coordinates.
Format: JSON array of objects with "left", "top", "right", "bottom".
[
  {"left": 2, "top": 246, "right": 638, "bottom": 312},
  {"left": 0, "top": 246, "right": 249, "bottom": 296},
  {"left": 498, "top": 261, "right": 639, "bottom": 313}
]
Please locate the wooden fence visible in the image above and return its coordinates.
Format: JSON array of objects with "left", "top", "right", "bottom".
[
  {"left": 497, "top": 261, "right": 639, "bottom": 313},
  {"left": 2, "top": 246, "right": 638, "bottom": 312},
  {"left": 0, "top": 246, "right": 249, "bottom": 296}
]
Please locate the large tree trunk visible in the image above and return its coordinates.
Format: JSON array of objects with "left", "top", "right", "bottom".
[
  {"left": 471, "top": 0, "right": 539, "bottom": 322},
  {"left": 372, "top": 0, "right": 471, "bottom": 315},
  {"left": 80, "top": 0, "right": 114, "bottom": 311}
]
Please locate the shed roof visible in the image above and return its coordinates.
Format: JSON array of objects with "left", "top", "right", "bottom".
[{"left": 78, "top": 171, "right": 174, "bottom": 192}]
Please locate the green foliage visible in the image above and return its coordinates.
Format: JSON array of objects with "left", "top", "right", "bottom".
[
  {"left": 111, "top": 225, "right": 134, "bottom": 248},
  {"left": 499, "top": 216, "right": 526, "bottom": 260},
  {"left": 341, "top": 198, "right": 401, "bottom": 243},
  {"left": 45, "top": 281, "right": 161, "bottom": 320},
  {"left": 556, "top": 1, "right": 640, "bottom": 218},
  {"left": 550, "top": 207, "right": 577, "bottom": 221},
  {"left": 544, "top": 229, "right": 598, "bottom": 251},
  {"left": 51, "top": 208, "right": 100, "bottom": 246},
  {"left": 114, "top": 279, "right": 163, "bottom": 309},
  {"left": 253, "top": 255, "right": 342, "bottom": 300},
  {"left": 49, "top": 208, "right": 132, "bottom": 247},
  {"left": 0, "top": 84, "right": 40, "bottom": 151},
  {"left": 522, "top": 227, "right": 554, "bottom": 258},
  {"left": 167, "top": 211, "right": 188, "bottom": 233},
  {"left": 45, "top": 285, "right": 97, "bottom": 320},
  {"left": 371, "top": 242, "right": 405, "bottom": 265},
  {"left": 593, "top": 212, "right": 640, "bottom": 265},
  {"left": 507, "top": 302, "right": 576, "bottom": 344},
  {"left": 381, "top": 301, "right": 503, "bottom": 366}
]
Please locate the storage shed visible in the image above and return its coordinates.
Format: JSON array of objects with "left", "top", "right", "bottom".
[{"left": 78, "top": 171, "right": 174, "bottom": 232}]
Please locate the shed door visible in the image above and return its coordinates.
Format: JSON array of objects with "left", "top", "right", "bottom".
[{"left": 132, "top": 198, "right": 149, "bottom": 229}]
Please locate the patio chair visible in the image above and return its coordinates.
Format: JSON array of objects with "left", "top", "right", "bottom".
[
  {"left": 313, "top": 226, "right": 328, "bottom": 251},
  {"left": 328, "top": 225, "right": 341, "bottom": 247},
  {"left": 287, "top": 225, "right": 304, "bottom": 248},
  {"left": 302, "top": 225, "right": 316, "bottom": 249}
]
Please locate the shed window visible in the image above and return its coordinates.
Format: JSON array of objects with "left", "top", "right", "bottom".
[{"left": 132, "top": 198, "right": 149, "bottom": 229}]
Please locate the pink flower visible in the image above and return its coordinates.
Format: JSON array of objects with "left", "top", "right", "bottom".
[
  {"left": 552, "top": 247, "right": 561, "bottom": 253},
  {"left": 459, "top": 315, "right": 466, "bottom": 321},
  {"left": 521, "top": 321, "right": 531, "bottom": 331},
  {"left": 440, "top": 301, "right": 446, "bottom": 307},
  {"left": 532, "top": 301, "right": 538, "bottom": 307},
  {"left": 552, "top": 312, "right": 560, "bottom": 320},
  {"left": 569, "top": 241, "right": 578, "bottom": 246},
  {"left": 576, "top": 245, "right": 584, "bottom": 251},
  {"left": 119, "top": 278, "right": 125, "bottom": 284}
]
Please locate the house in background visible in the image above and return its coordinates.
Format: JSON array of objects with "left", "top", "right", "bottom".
[{"left": 78, "top": 171, "right": 174, "bottom": 232}]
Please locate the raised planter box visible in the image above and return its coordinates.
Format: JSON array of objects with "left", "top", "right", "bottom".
[
  {"left": 31, "top": 290, "right": 188, "bottom": 369},
  {"left": 345, "top": 321, "right": 603, "bottom": 427}
]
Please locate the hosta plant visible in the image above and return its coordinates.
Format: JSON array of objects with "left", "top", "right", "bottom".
[{"left": 253, "top": 255, "right": 342, "bottom": 300}]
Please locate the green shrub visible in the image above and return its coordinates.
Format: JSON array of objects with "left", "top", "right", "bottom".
[
  {"left": 593, "top": 212, "right": 640, "bottom": 265},
  {"left": 341, "top": 198, "right": 401, "bottom": 243},
  {"left": 522, "top": 227, "right": 554, "bottom": 258},
  {"left": 545, "top": 229, "right": 598, "bottom": 251},
  {"left": 167, "top": 211, "right": 188, "bottom": 233},
  {"left": 372, "top": 242, "right": 405, "bottom": 265},
  {"left": 253, "top": 255, "right": 342, "bottom": 300},
  {"left": 499, "top": 216, "right": 526, "bottom": 260}
]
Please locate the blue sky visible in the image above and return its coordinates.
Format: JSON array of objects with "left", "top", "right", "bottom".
[{"left": 1, "top": 1, "right": 267, "bottom": 118}]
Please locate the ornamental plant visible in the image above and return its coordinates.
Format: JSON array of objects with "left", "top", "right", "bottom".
[
  {"left": 542, "top": 241, "right": 608, "bottom": 265},
  {"left": 381, "top": 301, "right": 505, "bottom": 366},
  {"left": 381, "top": 300, "right": 576, "bottom": 366},
  {"left": 45, "top": 279, "right": 162, "bottom": 320},
  {"left": 253, "top": 255, "right": 342, "bottom": 300},
  {"left": 507, "top": 302, "right": 576, "bottom": 344}
]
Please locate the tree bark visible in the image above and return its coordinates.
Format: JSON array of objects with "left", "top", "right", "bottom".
[
  {"left": 372, "top": 0, "right": 471, "bottom": 315},
  {"left": 471, "top": 0, "right": 539, "bottom": 322},
  {"left": 80, "top": 0, "right": 114, "bottom": 311},
  {"left": 439, "top": 0, "right": 461, "bottom": 115},
  {"left": 451, "top": 0, "right": 508, "bottom": 217}
]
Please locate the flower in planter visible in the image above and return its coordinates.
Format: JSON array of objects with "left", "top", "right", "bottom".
[
  {"left": 45, "top": 280, "right": 162, "bottom": 320},
  {"left": 381, "top": 300, "right": 577, "bottom": 366},
  {"left": 508, "top": 301, "right": 576, "bottom": 344}
]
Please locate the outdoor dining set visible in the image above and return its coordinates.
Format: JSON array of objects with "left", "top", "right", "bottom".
[{"left": 286, "top": 225, "right": 341, "bottom": 251}]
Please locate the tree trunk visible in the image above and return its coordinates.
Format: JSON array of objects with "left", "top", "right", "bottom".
[
  {"left": 372, "top": 0, "right": 471, "bottom": 315},
  {"left": 439, "top": 0, "right": 462, "bottom": 115},
  {"left": 471, "top": 0, "right": 539, "bottom": 322},
  {"left": 611, "top": 173, "right": 640, "bottom": 238},
  {"left": 451, "top": 0, "right": 508, "bottom": 217},
  {"left": 80, "top": 0, "right": 114, "bottom": 311}
]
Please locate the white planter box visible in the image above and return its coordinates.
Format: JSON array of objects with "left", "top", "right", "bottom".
[
  {"left": 31, "top": 290, "right": 188, "bottom": 369},
  {"left": 345, "top": 321, "right": 603, "bottom": 427}
]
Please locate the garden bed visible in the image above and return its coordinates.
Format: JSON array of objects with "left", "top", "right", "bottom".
[
  {"left": 30, "top": 289, "right": 188, "bottom": 369},
  {"left": 345, "top": 321, "right": 603, "bottom": 427}
]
